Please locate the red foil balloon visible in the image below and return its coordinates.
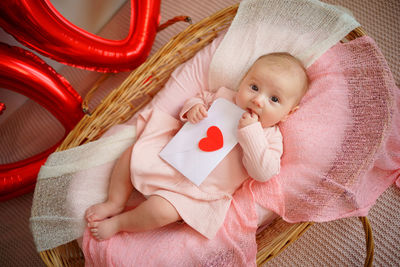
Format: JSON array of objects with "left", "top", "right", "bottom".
[
  {"left": 0, "top": 0, "right": 160, "bottom": 72},
  {"left": 0, "top": 102, "right": 5, "bottom": 115},
  {"left": 0, "top": 43, "right": 83, "bottom": 201}
]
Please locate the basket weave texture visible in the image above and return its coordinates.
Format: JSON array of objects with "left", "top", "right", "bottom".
[{"left": 38, "top": 4, "right": 372, "bottom": 267}]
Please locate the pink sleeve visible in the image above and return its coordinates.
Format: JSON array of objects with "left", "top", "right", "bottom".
[
  {"left": 150, "top": 35, "right": 224, "bottom": 119},
  {"left": 237, "top": 123, "right": 283, "bottom": 182}
]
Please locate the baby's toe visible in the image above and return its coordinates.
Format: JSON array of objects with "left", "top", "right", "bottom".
[
  {"left": 85, "top": 209, "right": 94, "bottom": 220},
  {"left": 88, "top": 221, "right": 98, "bottom": 228},
  {"left": 87, "top": 214, "right": 96, "bottom": 222},
  {"left": 91, "top": 231, "right": 103, "bottom": 241}
]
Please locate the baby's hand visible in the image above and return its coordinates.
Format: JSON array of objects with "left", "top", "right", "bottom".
[
  {"left": 238, "top": 111, "right": 259, "bottom": 129},
  {"left": 186, "top": 103, "right": 208, "bottom": 124}
]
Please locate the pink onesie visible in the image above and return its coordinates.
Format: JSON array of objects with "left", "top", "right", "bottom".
[{"left": 130, "top": 86, "right": 283, "bottom": 239}]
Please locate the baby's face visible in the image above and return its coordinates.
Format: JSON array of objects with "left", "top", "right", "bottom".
[{"left": 235, "top": 56, "right": 306, "bottom": 128}]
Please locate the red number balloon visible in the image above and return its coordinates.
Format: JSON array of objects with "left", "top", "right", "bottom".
[
  {"left": 0, "top": 43, "right": 83, "bottom": 201},
  {"left": 0, "top": 0, "right": 160, "bottom": 72}
]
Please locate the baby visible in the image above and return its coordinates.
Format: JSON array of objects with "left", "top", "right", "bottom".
[{"left": 85, "top": 52, "right": 308, "bottom": 240}]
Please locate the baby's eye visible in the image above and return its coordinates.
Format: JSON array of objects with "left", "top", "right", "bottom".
[
  {"left": 250, "top": 84, "right": 258, "bottom": 91},
  {"left": 271, "top": 96, "right": 279, "bottom": 103}
]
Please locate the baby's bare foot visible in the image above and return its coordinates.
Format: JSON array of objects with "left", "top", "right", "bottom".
[
  {"left": 88, "top": 218, "right": 120, "bottom": 241},
  {"left": 85, "top": 201, "right": 124, "bottom": 222}
]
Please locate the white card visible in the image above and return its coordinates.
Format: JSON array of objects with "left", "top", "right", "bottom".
[{"left": 159, "top": 98, "right": 245, "bottom": 186}]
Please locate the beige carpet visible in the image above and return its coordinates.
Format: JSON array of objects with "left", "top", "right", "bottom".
[{"left": 0, "top": 0, "right": 398, "bottom": 266}]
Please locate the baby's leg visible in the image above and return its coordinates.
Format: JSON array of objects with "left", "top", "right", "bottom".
[
  {"left": 88, "top": 195, "right": 181, "bottom": 240},
  {"left": 85, "top": 146, "right": 134, "bottom": 222}
]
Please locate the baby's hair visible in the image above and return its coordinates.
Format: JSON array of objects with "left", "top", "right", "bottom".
[{"left": 257, "top": 52, "right": 309, "bottom": 97}]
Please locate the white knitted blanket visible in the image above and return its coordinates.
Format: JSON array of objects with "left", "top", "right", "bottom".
[
  {"left": 209, "top": 0, "right": 360, "bottom": 91},
  {"left": 30, "top": 125, "right": 136, "bottom": 251}
]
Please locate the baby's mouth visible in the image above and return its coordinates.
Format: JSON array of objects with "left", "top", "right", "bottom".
[
  {"left": 247, "top": 108, "right": 256, "bottom": 115},
  {"left": 247, "top": 108, "right": 260, "bottom": 119}
]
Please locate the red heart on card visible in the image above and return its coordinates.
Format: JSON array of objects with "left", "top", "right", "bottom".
[{"left": 198, "top": 126, "right": 224, "bottom": 152}]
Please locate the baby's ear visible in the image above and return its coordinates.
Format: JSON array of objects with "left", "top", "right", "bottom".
[{"left": 281, "top": 106, "right": 299, "bottom": 122}]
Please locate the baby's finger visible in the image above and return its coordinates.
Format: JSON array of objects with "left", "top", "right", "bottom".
[
  {"left": 197, "top": 108, "right": 207, "bottom": 121},
  {"left": 200, "top": 106, "right": 208, "bottom": 117},
  {"left": 195, "top": 112, "right": 203, "bottom": 122},
  {"left": 189, "top": 113, "right": 197, "bottom": 124},
  {"left": 195, "top": 112, "right": 202, "bottom": 122},
  {"left": 251, "top": 113, "right": 259, "bottom": 120}
]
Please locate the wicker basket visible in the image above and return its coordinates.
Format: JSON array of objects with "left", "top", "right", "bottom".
[{"left": 37, "top": 4, "right": 373, "bottom": 267}]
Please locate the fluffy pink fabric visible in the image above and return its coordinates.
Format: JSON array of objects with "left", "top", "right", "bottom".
[
  {"left": 82, "top": 36, "right": 399, "bottom": 266},
  {"left": 83, "top": 184, "right": 259, "bottom": 266},
  {"left": 253, "top": 36, "right": 400, "bottom": 222}
]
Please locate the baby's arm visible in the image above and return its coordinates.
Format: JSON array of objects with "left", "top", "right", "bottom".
[
  {"left": 186, "top": 104, "right": 208, "bottom": 124},
  {"left": 179, "top": 90, "right": 215, "bottom": 123},
  {"left": 237, "top": 123, "right": 283, "bottom": 182}
]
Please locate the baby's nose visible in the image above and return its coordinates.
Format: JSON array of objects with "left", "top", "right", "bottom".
[{"left": 252, "top": 95, "right": 264, "bottom": 107}]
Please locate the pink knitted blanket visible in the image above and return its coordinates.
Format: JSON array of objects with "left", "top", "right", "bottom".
[
  {"left": 253, "top": 36, "right": 400, "bottom": 223},
  {"left": 82, "top": 35, "right": 399, "bottom": 266}
]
